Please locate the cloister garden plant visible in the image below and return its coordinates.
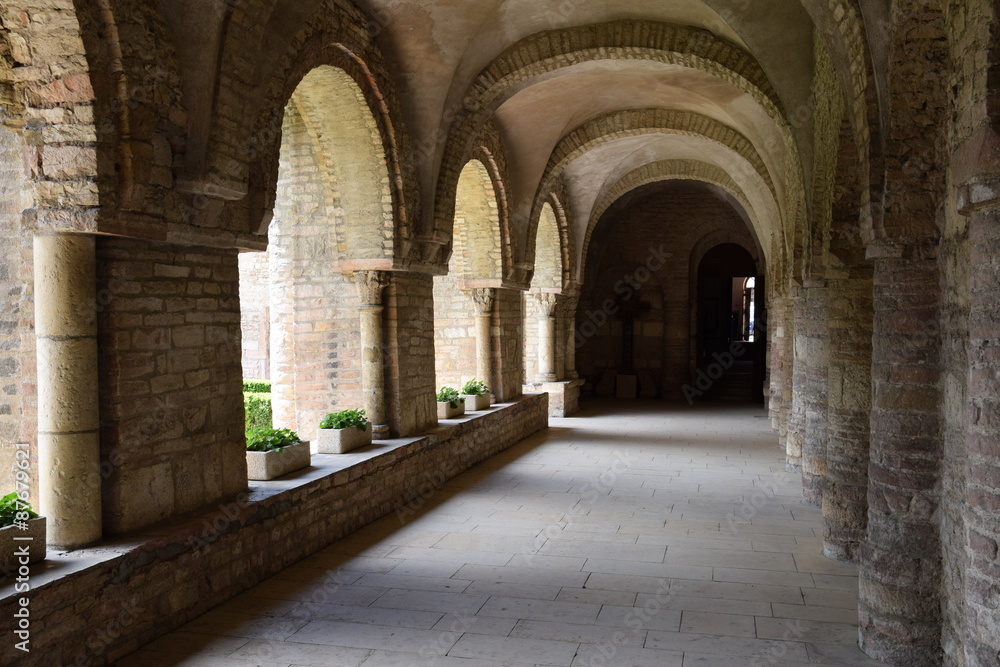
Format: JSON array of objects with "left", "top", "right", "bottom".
[
  {"left": 245, "top": 427, "right": 310, "bottom": 480},
  {"left": 0, "top": 492, "right": 46, "bottom": 571},
  {"left": 460, "top": 379, "right": 491, "bottom": 411},
  {"left": 316, "top": 409, "right": 372, "bottom": 454},
  {"left": 436, "top": 386, "right": 465, "bottom": 419}
]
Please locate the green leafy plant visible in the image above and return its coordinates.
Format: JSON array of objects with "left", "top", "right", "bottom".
[
  {"left": 461, "top": 379, "right": 489, "bottom": 396},
  {"left": 246, "top": 427, "right": 301, "bottom": 452},
  {"left": 436, "top": 386, "right": 464, "bottom": 409},
  {"left": 320, "top": 409, "right": 368, "bottom": 430},
  {"left": 242, "top": 379, "right": 271, "bottom": 394},
  {"left": 0, "top": 492, "right": 39, "bottom": 528},
  {"left": 244, "top": 392, "right": 273, "bottom": 432}
]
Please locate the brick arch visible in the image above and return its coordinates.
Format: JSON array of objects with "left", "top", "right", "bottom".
[
  {"left": 582, "top": 160, "right": 756, "bottom": 281},
  {"left": 527, "top": 191, "right": 572, "bottom": 293},
  {"left": 284, "top": 65, "right": 394, "bottom": 261},
  {"left": 450, "top": 149, "right": 511, "bottom": 283},
  {"left": 210, "top": 2, "right": 418, "bottom": 256},
  {"left": 432, "top": 19, "right": 794, "bottom": 239},
  {"left": 803, "top": 0, "right": 885, "bottom": 241}
]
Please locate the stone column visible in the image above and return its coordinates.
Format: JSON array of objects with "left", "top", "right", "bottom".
[
  {"left": 470, "top": 288, "right": 495, "bottom": 390},
  {"left": 34, "top": 233, "right": 101, "bottom": 549},
  {"left": 355, "top": 270, "right": 390, "bottom": 439},
  {"left": 786, "top": 282, "right": 806, "bottom": 472},
  {"left": 564, "top": 295, "right": 579, "bottom": 380},
  {"left": 802, "top": 278, "right": 830, "bottom": 507},
  {"left": 533, "top": 292, "right": 559, "bottom": 382},
  {"left": 822, "top": 263, "right": 873, "bottom": 562},
  {"left": 957, "top": 180, "right": 1000, "bottom": 663},
  {"left": 859, "top": 244, "right": 942, "bottom": 666}
]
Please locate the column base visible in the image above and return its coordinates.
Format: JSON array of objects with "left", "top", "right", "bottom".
[
  {"left": 372, "top": 424, "right": 390, "bottom": 440},
  {"left": 524, "top": 379, "right": 584, "bottom": 417}
]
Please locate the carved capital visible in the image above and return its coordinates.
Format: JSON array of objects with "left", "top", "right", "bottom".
[
  {"left": 469, "top": 287, "right": 495, "bottom": 315},
  {"left": 532, "top": 291, "right": 558, "bottom": 317},
  {"left": 354, "top": 270, "right": 390, "bottom": 306}
]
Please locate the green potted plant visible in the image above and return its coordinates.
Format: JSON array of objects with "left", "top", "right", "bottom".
[
  {"left": 436, "top": 386, "right": 465, "bottom": 419},
  {"left": 0, "top": 492, "right": 45, "bottom": 571},
  {"left": 245, "top": 427, "right": 310, "bottom": 480},
  {"left": 460, "top": 379, "right": 491, "bottom": 411},
  {"left": 316, "top": 408, "right": 372, "bottom": 454}
]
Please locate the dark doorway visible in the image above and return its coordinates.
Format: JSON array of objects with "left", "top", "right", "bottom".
[{"left": 696, "top": 244, "right": 765, "bottom": 402}]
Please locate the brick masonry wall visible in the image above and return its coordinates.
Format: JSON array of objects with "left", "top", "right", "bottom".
[
  {"left": 0, "top": 127, "right": 35, "bottom": 498},
  {"left": 576, "top": 183, "right": 759, "bottom": 400},
  {"left": 493, "top": 288, "right": 524, "bottom": 402},
  {"left": 433, "top": 271, "right": 477, "bottom": 391},
  {"left": 96, "top": 238, "right": 246, "bottom": 534},
  {"left": 237, "top": 251, "right": 270, "bottom": 381},
  {"left": 0, "top": 395, "right": 548, "bottom": 667},
  {"left": 386, "top": 272, "right": 436, "bottom": 437}
]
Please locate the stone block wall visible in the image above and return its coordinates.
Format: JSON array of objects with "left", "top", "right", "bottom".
[
  {"left": 237, "top": 251, "right": 270, "bottom": 381},
  {"left": 432, "top": 271, "right": 477, "bottom": 390},
  {"left": 493, "top": 288, "right": 525, "bottom": 402},
  {"left": 0, "top": 127, "right": 35, "bottom": 497},
  {"left": 96, "top": 238, "right": 246, "bottom": 534},
  {"left": 386, "top": 272, "right": 436, "bottom": 437},
  {"left": 0, "top": 395, "right": 548, "bottom": 667}
]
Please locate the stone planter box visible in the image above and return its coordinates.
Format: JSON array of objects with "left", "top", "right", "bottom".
[
  {"left": 437, "top": 399, "right": 465, "bottom": 419},
  {"left": 246, "top": 441, "right": 310, "bottom": 481},
  {"left": 316, "top": 422, "right": 372, "bottom": 454},
  {"left": 462, "top": 394, "right": 491, "bottom": 411},
  {"left": 0, "top": 516, "right": 46, "bottom": 574}
]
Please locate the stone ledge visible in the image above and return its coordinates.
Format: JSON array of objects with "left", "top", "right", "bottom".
[{"left": 0, "top": 394, "right": 548, "bottom": 666}]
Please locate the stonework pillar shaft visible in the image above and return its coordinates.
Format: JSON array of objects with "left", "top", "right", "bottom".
[
  {"left": 958, "top": 189, "right": 1000, "bottom": 663},
  {"left": 355, "top": 271, "right": 390, "bottom": 439},
  {"left": 802, "top": 279, "right": 830, "bottom": 506},
  {"left": 859, "top": 249, "right": 942, "bottom": 666},
  {"left": 822, "top": 264, "right": 873, "bottom": 562},
  {"left": 564, "top": 295, "right": 579, "bottom": 380},
  {"left": 471, "top": 288, "right": 495, "bottom": 390},
  {"left": 534, "top": 292, "right": 558, "bottom": 382},
  {"left": 786, "top": 283, "right": 806, "bottom": 471},
  {"left": 34, "top": 233, "right": 102, "bottom": 549}
]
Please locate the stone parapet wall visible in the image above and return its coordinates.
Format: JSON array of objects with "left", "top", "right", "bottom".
[{"left": 0, "top": 395, "right": 548, "bottom": 666}]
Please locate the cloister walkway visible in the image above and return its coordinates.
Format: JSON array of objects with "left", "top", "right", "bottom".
[{"left": 120, "top": 401, "right": 886, "bottom": 667}]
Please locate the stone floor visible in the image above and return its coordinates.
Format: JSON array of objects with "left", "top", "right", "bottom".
[{"left": 119, "top": 400, "right": 886, "bottom": 666}]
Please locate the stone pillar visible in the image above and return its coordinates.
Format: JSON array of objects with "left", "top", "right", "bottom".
[
  {"left": 822, "top": 263, "right": 873, "bottom": 562},
  {"left": 533, "top": 292, "right": 559, "bottom": 382},
  {"left": 470, "top": 288, "right": 495, "bottom": 390},
  {"left": 859, "top": 245, "right": 942, "bottom": 666},
  {"left": 786, "top": 282, "right": 806, "bottom": 471},
  {"left": 355, "top": 270, "right": 390, "bottom": 439},
  {"left": 802, "top": 278, "right": 830, "bottom": 506},
  {"left": 34, "top": 233, "right": 102, "bottom": 549},
  {"left": 564, "top": 295, "right": 579, "bottom": 380},
  {"left": 957, "top": 181, "right": 1000, "bottom": 663}
]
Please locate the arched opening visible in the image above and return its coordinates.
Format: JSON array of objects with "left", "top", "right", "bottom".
[
  {"left": 433, "top": 159, "right": 504, "bottom": 395},
  {"left": 523, "top": 202, "right": 564, "bottom": 384},
  {"left": 695, "top": 243, "right": 764, "bottom": 403},
  {"left": 238, "top": 66, "right": 393, "bottom": 442}
]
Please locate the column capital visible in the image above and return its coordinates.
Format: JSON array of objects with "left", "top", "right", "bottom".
[
  {"left": 354, "top": 270, "right": 390, "bottom": 306},
  {"left": 531, "top": 291, "right": 559, "bottom": 317},
  {"left": 469, "top": 287, "right": 495, "bottom": 315}
]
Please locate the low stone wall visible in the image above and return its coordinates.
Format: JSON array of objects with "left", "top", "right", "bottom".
[{"left": 0, "top": 394, "right": 548, "bottom": 666}]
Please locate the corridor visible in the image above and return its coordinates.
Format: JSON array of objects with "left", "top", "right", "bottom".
[{"left": 119, "top": 402, "right": 885, "bottom": 667}]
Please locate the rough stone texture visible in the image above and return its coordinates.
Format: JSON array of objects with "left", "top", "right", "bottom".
[
  {"left": 237, "top": 251, "right": 270, "bottom": 381},
  {"left": 801, "top": 280, "right": 830, "bottom": 507},
  {"left": 493, "top": 287, "right": 525, "bottom": 402},
  {"left": 0, "top": 396, "right": 547, "bottom": 667},
  {"left": 384, "top": 271, "right": 436, "bottom": 437},
  {"left": 859, "top": 253, "right": 943, "bottom": 667},
  {"left": 96, "top": 238, "right": 246, "bottom": 535}
]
